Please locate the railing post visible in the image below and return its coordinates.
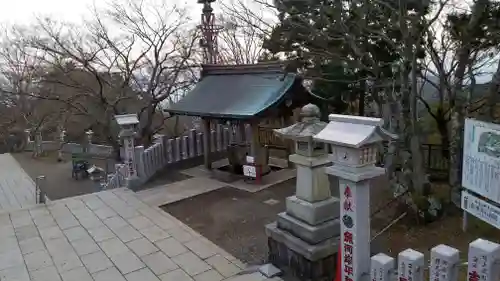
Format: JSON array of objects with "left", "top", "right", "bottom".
[{"left": 35, "top": 175, "right": 47, "bottom": 204}]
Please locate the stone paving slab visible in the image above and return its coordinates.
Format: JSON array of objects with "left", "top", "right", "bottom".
[
  {"left": 0, "top": 153, "right": 37, "bottom": 211},
  {"left": 0, "top": 187, "right": 282, "bottom": 281},
  {"left": 136, "top": 177, "right": 228, "bottom": 207}
]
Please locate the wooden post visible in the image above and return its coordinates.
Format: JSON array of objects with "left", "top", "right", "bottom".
[{"left": 203, "top": 118, "right": 212, "bottom": 169}]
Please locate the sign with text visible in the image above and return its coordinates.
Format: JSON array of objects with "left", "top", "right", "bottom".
[
  {"left": 124, "top": 137, "right": 136, "bottom": 178},
  {"left": 341, "top": 184, "right": 357, "bottom": 281},
  {"left": 462, "top": 118, "right": 500, "bottom": 204},
  {"left": 243, "top": 165, "right": 256, "bottom": 178},
  {"left": 461, "top": 190, "right": 500, "bottom": 229}
]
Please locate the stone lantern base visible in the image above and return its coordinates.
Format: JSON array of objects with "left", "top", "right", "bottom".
[{"left": 265, "top": 223, "right": 339, "bottom": 281}]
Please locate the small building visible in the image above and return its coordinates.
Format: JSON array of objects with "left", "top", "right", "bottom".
[{"left": 164, "top": 62, "right": 315, "bottom": 177}]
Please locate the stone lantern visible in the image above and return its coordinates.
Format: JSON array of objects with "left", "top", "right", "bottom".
[
  {"left": 313, "top": 114, "right": 396, "bottom": 281},
  {"left": 265, "top": 104, "right": 341, "bottom": 281},
  {"left": 115, "top": 114, "right": 140, "bottom": 189}
]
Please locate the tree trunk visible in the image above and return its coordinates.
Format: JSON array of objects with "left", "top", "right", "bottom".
[
  {"left": 140, "top": 105, "right": 156, "bottom": 148},
  {"left": 486, "top": 60, "right": 500, "bottom": 121},
  {"left": 449, "top": 0, "right": 488, "bottom": 206},
  {"left": 436, "top": 119, "right": 450, "bottom": 159}
]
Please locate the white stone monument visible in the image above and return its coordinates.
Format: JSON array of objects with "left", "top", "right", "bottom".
[
  {"left": 115, "top": 114, "right": 140, "bottom": 190},
  {"left": 265, "top": 104, "right": 340, "bottom": 281},
  {"left": 314, "top": 114, "right": 396, "bottom": 281}
]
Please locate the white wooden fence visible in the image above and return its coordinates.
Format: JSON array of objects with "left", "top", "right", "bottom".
[
  {"left": 101, "top": 124, "right": 251, "bottom": 190},
  {"left": 25, "top": 124, "right": 252, "bottom": 190},
  {"left": 370, "top": 238, "right": 498, "bottom": 281}
]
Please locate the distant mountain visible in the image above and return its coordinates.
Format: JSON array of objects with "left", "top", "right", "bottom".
[{"left": 418, "top": 75, "right": 490, "bottom": 103}]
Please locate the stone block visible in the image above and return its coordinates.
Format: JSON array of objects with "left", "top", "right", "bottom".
[
  {"left": 266, "top": 222, "right": 339, "bottom": 281},
  {"left": 276, "top": 213, "right": 340, "bottom": 245},
  {"left": 295, "top": 165, "right": 331, "bottom": 202},
  {"left": 286, "top": 196, "right": 340, "bottom": 226},
  {"left": 266, "top": 222, "right": 383, "bottom": 281}
]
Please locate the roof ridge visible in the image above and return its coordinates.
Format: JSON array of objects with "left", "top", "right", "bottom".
[{"left": 201, "top": 61, "right": 288, "bottom": 76}]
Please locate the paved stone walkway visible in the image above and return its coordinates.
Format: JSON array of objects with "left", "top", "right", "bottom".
[
  {"left": 0, "top": 154, "right": 36, "bottom": 211},
  {"left": 0, "top": 187, "right": 281, "bottom": 281},
  {"left": 136, "top": 177, "right": 227, "bottom": 207}
]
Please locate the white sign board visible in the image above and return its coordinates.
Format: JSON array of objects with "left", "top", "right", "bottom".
[
  {"left": 462, "top": 118, "right": 500, "bottom": 204},
  {"left": 461, "top": 190, "right": 500, "bottom": 229},
  {"left": 243, "top": 165, "right": 256, "bottom": 178},
  {"left": 246, "top": 155, "right": 254, "bottom": 164}
]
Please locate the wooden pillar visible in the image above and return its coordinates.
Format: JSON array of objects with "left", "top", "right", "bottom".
[
  {"left": 250, "top": 121, "right": 259, "bottom": 157},
  {"left": 238, "top": 122, "right": 246, "bottom": 144},
  {"left": 203, "top": 118, "right": 212, "bottom": 169},
  {"left": 251, "top": 120, "right": 270, "bottom": 175}
]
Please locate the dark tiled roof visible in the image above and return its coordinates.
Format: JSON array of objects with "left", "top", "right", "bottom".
[{"left": 165, "top": 62, "right": 301, "bottom": 119}]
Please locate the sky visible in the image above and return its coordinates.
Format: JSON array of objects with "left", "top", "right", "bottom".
[
  {"left": 0, "top": 0, "right": 495, "bottom": 84},
  {"left": 0, "top": 0, "right": 101, "bottom": 25},
  {"left": 0, "top": 0, "right": 228, "bottom": 25}
]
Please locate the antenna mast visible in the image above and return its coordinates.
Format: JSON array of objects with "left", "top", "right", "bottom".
[{"left": 198, "top": 0, "right": 223, "bottom": 64}]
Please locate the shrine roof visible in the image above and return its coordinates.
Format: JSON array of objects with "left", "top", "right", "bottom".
[{"left": 164, "top": 62, "right": 305, "bottom": 119}]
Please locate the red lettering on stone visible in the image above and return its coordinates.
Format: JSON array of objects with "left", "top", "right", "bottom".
[
  {"left": 344, "top": 186, "right": 352, "bottom": 198},
  {"left": 344, "top": 254, "right": 353, "bottom": 265},
  {"left": 343, "top": 200, "right": 353, "bottom": 212},
  {"left": 344, "top": 265, "right": 353, "bottom": 276},
  {"left": 469, "top": 271, "right": 480, "bottom": 281},
  {"left": 344, "top": 231, "right": 353, "bottom": 244},
  {"left": 344, "top": 244, "right": 353, "bottom": 255}
]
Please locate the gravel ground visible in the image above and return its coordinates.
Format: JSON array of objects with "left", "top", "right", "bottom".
[{"left": 12, "top": 152, "right": 117, "bottom": 200}]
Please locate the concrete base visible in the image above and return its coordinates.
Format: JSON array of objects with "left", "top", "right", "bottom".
[
  {"left": 277, "top": 213, "right": 340, "bottom": 245},
  {"left": 266, "top": 222, "right": 385, "bottom": 281},
  {"left": 265, "top": 222, "right": 339, "bottom": 262},
  {"left": 286, "top": 196, "right": 339, "bottom": 226},
  {"left": 266, "top": 222, "right": 339, "bottom": 281},
  {"left": 126, "top": 177, "right": 144, "bottom": 192}
]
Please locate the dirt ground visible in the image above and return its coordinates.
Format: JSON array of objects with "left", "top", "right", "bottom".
[
  {"left": 162, "top": 179, "right": 296, "bottom": 265},
  {"left": 162, "top": 175, "right": 500, "bottom": 278},
  {"left": 13, "top": 152, "right": 118, "bottom": 200}
]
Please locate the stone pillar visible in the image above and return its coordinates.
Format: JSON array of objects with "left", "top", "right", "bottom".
[
  {"left": 58, "top": 128, "right": 66, "bottom": 162},
  {"left": 265, "top": 104, "right": 338, "bottom": 281},
  {"left": 115, "top": 114, "right": 140, "bottom": 190},
  {"left": 24, "top": 129, "right": 31, "bottom": 145},
  {"left": 326, "top": 165, "right": 385, "bottom": 281},
  {"left": 84, "top": 130, "right": 93, "bottom": 154},
  {"left": 203, "top": 118, "right": 212, "bottom": 169},
  {"left": 314, "top": 113, "right": 396, "bottom": 281},
  {"left": 34, "top": 130, "right": 43, "bottom": 157},
  {"left": 266, "top": 154, "right": 339, "bottom": 281}
]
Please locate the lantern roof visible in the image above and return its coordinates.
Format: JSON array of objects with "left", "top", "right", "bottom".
[
  {"left": 313, "top": 114, "right": 396, "bottom": 148},
  {"left": 115, "top": 114, "right": 139, "bottom": 126},
  {"left": 273, "top": 104, "right": 328, "bottom": 141}
]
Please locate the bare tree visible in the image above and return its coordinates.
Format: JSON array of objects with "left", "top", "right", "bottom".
[
  {"left": 20, "top": 0, "right": 200, "bottom": 150},
  {"left": 217, "top": 14, "right": 265, "bottom": 64},
  {"left": 418, "top": 7, "right": 499, "bottom": 157},
  {"left": 0, "top": 24, "right": 58, "bottom": 149}
]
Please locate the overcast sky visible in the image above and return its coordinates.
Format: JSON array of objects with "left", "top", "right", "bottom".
[
  {"left": 1, "top": 0, "right": 98, "bottom": 24},
  {"left": 0, "top": 0, "right": 240, "bottom": 25},
  {"left": 1, "top": 0, "right": 494, "bottom": 83}
]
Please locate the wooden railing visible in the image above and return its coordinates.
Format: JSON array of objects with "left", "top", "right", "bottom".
[
  {"left": 257, "top": 126, "right": 288, "bottom": 149},
  {"left": 380, "top": 142, "right": 449, "bottom": 180}
]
